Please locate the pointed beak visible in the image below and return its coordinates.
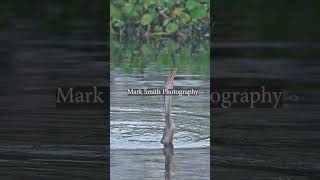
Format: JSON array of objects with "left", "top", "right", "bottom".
[{"left": 165, "top": 69, "right": 176, "bottom": 89}]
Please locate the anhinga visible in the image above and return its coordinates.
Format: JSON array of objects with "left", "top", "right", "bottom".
[{"left": 161, "top": 69, "right": 177, "bottom": 143}]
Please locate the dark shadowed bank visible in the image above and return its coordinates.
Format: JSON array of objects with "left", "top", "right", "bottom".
[{"left": 0, "top": 1, "right": 109, "bottom": 179}]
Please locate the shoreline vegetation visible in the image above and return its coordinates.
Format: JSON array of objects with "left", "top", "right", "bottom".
[{"left": 110, "top": 0, "right": 210, "bottom": 40}]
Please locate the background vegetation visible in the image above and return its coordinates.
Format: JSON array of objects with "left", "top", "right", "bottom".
[{"left": 110, "top": 0, "right": 210, "bottom": 38}]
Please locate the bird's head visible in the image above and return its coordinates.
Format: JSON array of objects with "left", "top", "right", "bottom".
[{"left": 163, "top": 69, "right": 177, "bottom": 89}]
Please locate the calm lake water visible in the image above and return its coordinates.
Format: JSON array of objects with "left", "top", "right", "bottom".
[
  {"left": 110, "top": 38, "right": 210, "bottom": 180},
  {"left": 110, "top": 39, "right": 210, "bottom": 149}
]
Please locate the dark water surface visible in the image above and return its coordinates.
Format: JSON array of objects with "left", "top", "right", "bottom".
[
  {"left": 111, "top": 147, "right": 210, "bottom": 180},
  {"left": 0, "top": 2, "right": 108, "bottom": 179},
  {"left": 212, "top": 5, "right": 320, "bottom": 179},
  {"left": 212, "top": 2, "right": 320, "bottom": 179},
  {"left": 212, "top": 44, "right": 320, "bottom": 179}
]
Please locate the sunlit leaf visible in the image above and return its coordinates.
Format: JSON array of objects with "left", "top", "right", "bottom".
[
  {"left": 180, "top": 12, "right": 191, "bottom": 24},
  {"left": 141, "top": 14, "right": 153, "bottom": 25},
  {"left": 172, "top": 8, "right": 183, "bottom": 18},
  {"left": 166, "top": 22, "right": 178, "bottom": 33}
]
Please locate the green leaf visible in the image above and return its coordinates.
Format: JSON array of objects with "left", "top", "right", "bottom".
[
  {"left": 144, "top": 0, "right": 154, "bottom": 8},
  {"left": 191, "top": 6, "right": 207, "bottom": 20},
  {"left": 166, "top": 22, "right": 178, "bottom": 33},
  {"left": 186, "top": 0, "right": 202, "bottom": 10},
  {"left": 180, "top": 12, "right": 191, "bottom": 24},
  {"left": 141, "top": 14, "right": 153, "bottom": 25},
  {"left": 123, "top": 3, "right": 134, "bottom": 17}
]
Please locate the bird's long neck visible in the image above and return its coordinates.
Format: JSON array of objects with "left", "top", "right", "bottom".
[
  {"left": 164, "top": 70, "right": 175, "bottom": 124},
  {"left": 164, "top": 95, "right": 172, "bottom": 121},
  {"left": 161, "top": 69, "right": 177, "bottom": 143}
]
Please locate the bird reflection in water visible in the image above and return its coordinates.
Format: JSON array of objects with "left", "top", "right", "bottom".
[{"left": 163, "top": 142, "right": 174, "bottom": 180}]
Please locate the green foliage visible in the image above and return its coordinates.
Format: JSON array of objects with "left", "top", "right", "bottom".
[
  {"left": 166, "top": 22, "right": 178, "bottom": 33},
  {"left": 110, "top": 0, "right": 209, "bottom": 37}
]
